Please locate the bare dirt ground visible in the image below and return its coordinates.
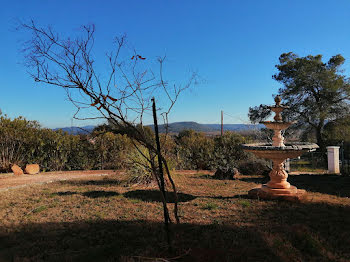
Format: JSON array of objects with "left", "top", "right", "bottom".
[
  {"left": 0, "top": 169, "right": 324, "bottom": 192},
  {"left": 0, "top": 171, "right": 350, "bottom": 261},
  {"left": 0, "top": 170, "right": 116, "bottom": 191}
]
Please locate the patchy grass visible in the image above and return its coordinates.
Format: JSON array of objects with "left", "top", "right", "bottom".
[
  {"left": 0, "top": 171, "right": 350, "bottom": 261},
  {"left": 32, "top": 205, "right": 47, "bottom": 214},
  {"left": 238, "top": 199, "right": 251, "bottom": 208},
  {"left": 200, "top": 202, "right": 219, "bottom": 210}
]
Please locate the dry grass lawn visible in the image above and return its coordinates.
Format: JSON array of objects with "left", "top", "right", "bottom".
[{"left": 0, "top": 171, "right": 350, "bottom": 261}]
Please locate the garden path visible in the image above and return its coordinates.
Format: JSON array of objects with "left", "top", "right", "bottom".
[{"left": 0, "top": 170, "right": 116, "bottom": 192}]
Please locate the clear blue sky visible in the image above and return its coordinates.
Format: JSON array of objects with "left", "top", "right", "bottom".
[{"left": 1, "top": 0, "right": 350, "bottom": 128}]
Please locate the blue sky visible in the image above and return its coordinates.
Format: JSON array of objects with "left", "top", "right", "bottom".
[{"left": 1, "top": 0, "right": 350, "bottom": 128}]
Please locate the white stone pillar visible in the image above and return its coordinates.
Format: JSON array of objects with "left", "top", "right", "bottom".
[{"left": 327, "top": 146, "right": 340, "bottom": 174}]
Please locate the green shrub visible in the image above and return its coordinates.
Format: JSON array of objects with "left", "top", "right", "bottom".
[
  {"left": 35, "top": 129, "right": 73, "bottom": 171},
  {"left": 0, "top": 114, "right": 271, "bottom": 176},
  {"left": 66, "top": 135, "right": 96, "bottom": 170},
  {"left": 91, "top": 131, "right": 132, "bottom": 170},
  {"left": 0, "top": 115, "right": 138, "bottom": 172},
  {"left": 0, "top": 114, "right": 40, "bottom": 171},
  {"left": 238, "top": 157, "right": 271, "bottom": 176},
  {"left": 175, "top": 130, "right": 214, "bottom": 170},
  {"left": 210, "top": 132, "right": 248, "bottom": 173},
  {"left": 125, "top": 146, "right": 154, "bottom": 184},
  {"left": 159, "top": 134, "right": 177, "bottom": 171}
]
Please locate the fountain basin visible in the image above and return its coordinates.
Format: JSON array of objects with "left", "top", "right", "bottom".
[
  {"left": 242, "top": 142, "right": 318, "bottom": 159},
  {"left": 242, "top": 142, "right": 318, "bottom": 201}
]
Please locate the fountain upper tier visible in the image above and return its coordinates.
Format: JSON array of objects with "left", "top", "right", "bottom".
[
  {"left": 244, "top": 95, "right": 318, "bottom": 150},
  {"left": 243, "top": 95, "right": 318, "bottom": 151},
  {"left": 260, "top": 95, "right": 294, "bottom": 146},
  {"left": 269, "top": 95, "right": 286, "bottom": 122}
]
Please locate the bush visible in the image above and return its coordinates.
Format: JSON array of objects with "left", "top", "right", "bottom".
[
  {"left": 91, "top": 131, "right": 132, "bottom": 170},
  {"left": 0, "top": 115, "right": 138, "bottom": 173},
  {"left": 0, "top": 114, "right": 40, "bottom": 172},
  {"left": 175, "top": 130, "right": 214, "bottom": 170},
  {"left": 0, "top": 114, "right": 272, "bottom": 177},
  {"left": 238, "top": 158, "right": 271, "bottom": 177},
  {"left": 35, "top": 129, "right": 74, "bottom": 171},
  {"left": 66, "top": 135, "right": 96, "bottom": 170},
  {"left": 210, "top": 132, "right": 248, "bottom": 172},
  {"left": 125, "top": 146, "right": 154, "bottom": 185},
  {"left": 159, "top": 134, "right": 177, "bottom": 171}
]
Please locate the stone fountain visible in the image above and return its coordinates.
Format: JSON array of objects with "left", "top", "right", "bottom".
[{"left": 242, "top": 95, "right": 318, "bottom": 201}]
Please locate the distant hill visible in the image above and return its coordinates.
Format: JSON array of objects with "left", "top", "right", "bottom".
[
  {"left": 53, "top": 125, "right": 95, "bottom": 135},
  {"left": 54, "top": 122, "right": 263, "bottom": 135},
  {"left": 149, "top": 122, "right": 213, "bottom": 133},
  {"left": 148, "top": 122, "right": 264, "bottom": 133}
]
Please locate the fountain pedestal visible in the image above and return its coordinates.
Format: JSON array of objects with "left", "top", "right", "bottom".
[
  {"left": 242, "top": 96, "right": 318, "bottom": 201},
  {"left": 248, "top": 186, "right": 306, "bottom": 201},
  {"left": 243, "top": 146, "right": 314, "bottom": 201}
]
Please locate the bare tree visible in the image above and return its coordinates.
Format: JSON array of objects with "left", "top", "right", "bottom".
[{"left": 19, "top": 20, "right": 197, "bottom": 248}]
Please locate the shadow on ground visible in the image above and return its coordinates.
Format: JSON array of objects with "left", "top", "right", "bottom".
[
  {"left": 52, "top": 190, "right": 119, "bottom": 199},
  {"left": 123, "top": 190, "right": 197, "bottom": 203},
  {"left": 239, "top": 174, "right": 350, "bottom": 197},
  {"left": 53, "top": 191, "right": 78, "bottom": 196},
  {"left": 82, "top": 191, "right": 119, "bottom": 198},
  {"left": 53, "top": 189, "right": 195, "bottom": 201},
  {"left": 59, "top": 179, "right": 123, "bottom": 187},
  {"left": 0, "top": 220, "right": 275, "bottom": 262},
  {"left": 0, "top": 201, "right": 349, "bottom": 261}
]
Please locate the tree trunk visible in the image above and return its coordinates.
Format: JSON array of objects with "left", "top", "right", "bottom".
[
  {"left": 152, "top": 97, "right": 172, "bottom": 250},
  {"left": 316, "top": 120, "right": 326, "bottom": 153},
  {"left": 316, "top": 125, "right": 328, "bottom": 166}
]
